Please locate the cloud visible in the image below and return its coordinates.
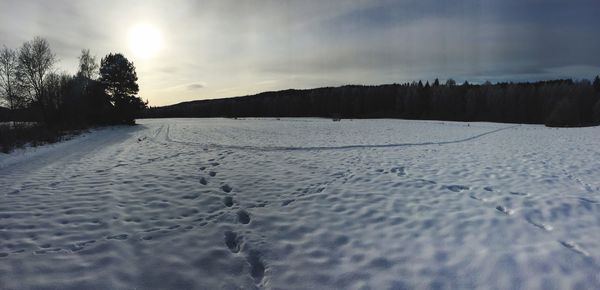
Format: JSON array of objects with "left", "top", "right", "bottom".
[
  {"left": 187, "top": 83, "right": 205, "bottom": 90},
  {"left": 1, "top": 0, "right": 599, "bottom": 106}
]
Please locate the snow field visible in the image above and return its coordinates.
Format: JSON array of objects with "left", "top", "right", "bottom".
[{"left": 1, "top": 118, "right": 600, "bottom": 289}]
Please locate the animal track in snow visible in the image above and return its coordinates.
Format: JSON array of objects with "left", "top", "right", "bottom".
[
  {"left": 223, "top": 196, "right": 234, "bottom": 207},
  {"left": 106, "top": 234, "right": 128, "bottom": 240},
  {"left": 68, "top": 240, "right": 97, "bottom": 252},
  {"left": 209, "top": 171, "right": 217, "bottom": 177},
  {"left": 281, "top": 199, "right": 295, "bottom": 206},
  {"left": 527, "top": 220, "right": 553, "bottom": 231},
  {"left": 563, "top": 169, "right": 595, "bottom": 193},
  {"left": 390, "top": 166, "right": 407, "bottom": 176},
  {"left": 199, "top": 177, "right": 208, "bottom": 185},
  {"left": 34, "top": 248, "right": 62, "bottom": 255},
  {"left": 224, "top": 231, "right": 242, "bottom": 253},
  {"left": 579, "top": 197, "right": 598, "bottom": 204},
  {"left": 559, "top": 240, "right": 589, "bottom": 256},
  {"left": 181, "top": 193, "right": 200, "bottom": 200},
  {"left": 510, "top": 192, "right": 528, "bottom": 196},
  {"left": 469, "top": 194, "right": 487, "bottom": 202},
  {"left": 495, "top": 205, "right": 513, "bottom": 215},
  {"left": 221, "top": 184, "right": 232, "bottom": 193},
  {"left": 246, "top": 249, "right": 266, "bottom": 284},
  {"left": 444, "top": 185, "right": 469, "bottom": 192},
  {"left": 237, "top": 210, "right": 251, "bottom": 224}
]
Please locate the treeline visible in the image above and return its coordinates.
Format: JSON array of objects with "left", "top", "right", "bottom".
[
  {"left": 0, "top": 37, "right": 146, "bottom": 127},
  {"left": 144, "top": 78, "right": 600, "bottom": 127},
  {"left": 0, "top": 37, "right": 146, "bottom": 152}
]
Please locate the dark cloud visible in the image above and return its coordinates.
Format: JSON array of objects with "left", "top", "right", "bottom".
[{"left": 187, "top": 83, "right": 205, "bottom": 90}]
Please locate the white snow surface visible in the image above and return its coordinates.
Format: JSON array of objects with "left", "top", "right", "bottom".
[{"left": 1, "top": 118, "right": 600, "bottom": 290}]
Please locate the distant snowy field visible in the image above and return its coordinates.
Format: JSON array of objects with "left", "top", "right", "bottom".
[{"left": 1, "top": 118, "right": 600, "bottom": 290}]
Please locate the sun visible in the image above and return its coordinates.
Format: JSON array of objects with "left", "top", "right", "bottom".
[{"left": 129, "top": 24, "right": 162, "bottom": 59}]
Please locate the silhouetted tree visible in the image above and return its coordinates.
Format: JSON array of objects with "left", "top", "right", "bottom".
[
  {"left": 0, "top": 46, "right": 25, "bottom": 110},
  {"left": 594, "top": 75, "right": 600, "bottom": 92},
  {"left": 59, "top": 49, "right": 109, "bottom": 125},
  {"left": 43, "top": 72, "right": 65, "bottom": 119},
  {"left": 546, "top": 97, "right": 581, "bottom": 127},
  {"left": 143, "top": 77, "right": 600, "bottom": 127},
  {"left": 99, "top": 53, "right": 146, "bottom": 124},
  {"left": 593, "top": 99, "right": 600, "bottom": 123},
  {"left": 17, "top": 37, "right": 56, "bottom": 122},
  {"left": 77, "top": 49, "right": 99, "bottom": 80},
  {"left": 1, "top": 41, "right": 156, "bottom": 151}
]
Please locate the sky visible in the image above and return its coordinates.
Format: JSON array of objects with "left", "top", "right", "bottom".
[{"left": 1, "top": 0, "right": 600, "bottom": 106}]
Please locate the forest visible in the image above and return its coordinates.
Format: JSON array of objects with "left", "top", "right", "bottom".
[
  {"left": 144, "top": 78, "right": 600, "bottom": 127},
  {"left": 0, "top": 37, "right": 146, "bottom": 152}
]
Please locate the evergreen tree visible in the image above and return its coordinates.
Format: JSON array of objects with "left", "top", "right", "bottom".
[
  {"left": 594, "top": 75, "right": 600, "bottom": 92},
  {"left": 593, "top": 99, "right": 600, "bottom": 123},
  {"left": 99, "top": 53, "right": 146, "bottom": 124}
]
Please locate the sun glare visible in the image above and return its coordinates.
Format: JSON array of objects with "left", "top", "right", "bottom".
[{"left": 129, "top": 24, "right": 162, "bottom": 59}]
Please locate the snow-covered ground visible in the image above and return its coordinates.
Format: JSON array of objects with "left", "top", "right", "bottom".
[{"left": 1, "top": 118, "right": 600, "bottom": 289}]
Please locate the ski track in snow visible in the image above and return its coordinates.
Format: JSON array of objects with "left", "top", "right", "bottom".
[{"left": 1, "top": 118, "right": 600, "bottom": 289}]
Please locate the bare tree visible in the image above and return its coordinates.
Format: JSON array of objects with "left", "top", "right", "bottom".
[
  {"left": 44, "top": 72, "right": 71, "bottom": 112},
  {"left": 77, "top": 49, "right": 99, "bottom": 80},
  {"left": 17, "top": 37, "right": 56, "bottom": 120},
  {"left": 0, "top": 46, "right": 24, "bottom": 109}
]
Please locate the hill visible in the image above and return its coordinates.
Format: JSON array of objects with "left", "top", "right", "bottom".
[{"left": 143, "top": 79, "right": 600, "bottom": 127}]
